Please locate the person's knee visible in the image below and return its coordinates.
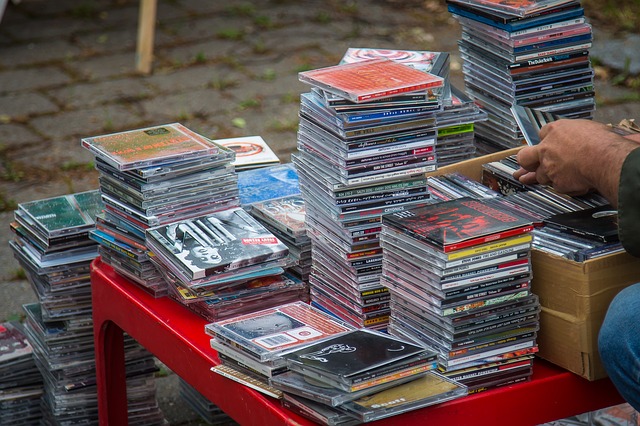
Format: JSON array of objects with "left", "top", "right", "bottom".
[{"left": 599, "top": 284, "right": 640, "bottom": 360}]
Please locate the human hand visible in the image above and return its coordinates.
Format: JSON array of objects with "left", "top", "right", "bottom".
[{"left": 513, "top": 118, "right": 640, "bottom": 206}]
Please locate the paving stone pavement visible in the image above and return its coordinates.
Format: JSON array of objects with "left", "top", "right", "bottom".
[{"left": 0, "top": 0, "right": 639, "bottom": 424}]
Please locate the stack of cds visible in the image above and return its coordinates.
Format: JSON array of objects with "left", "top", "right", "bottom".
[
  {"left": 294, "top": 54, "right": 447, "bottom": 330},
  {"left": 338, "top": 48, "right": 487, "bottom": 165},
  {"left": 435, "top": 86, "right": 488, "bottom": 166},
  {"left": 9, "top": 190, "right": 102, "bottom": 321},
  {"left": 448, "top": 0, "right": 595, "bottom": 152},
  {"left": 235, "top": 163, "right": 311, "bottom": 282},
  {"left": 270, "top": 328, "right": 466, "bottom": 424},
  {"left": 178, "top": 378, "right": 237, "bottom": 425},
  {"left": 248, "top": 194, "right": 312, "bottom": 283},
  {"left": 381, "top": 197, "right": 541, "bottom": 393},
  {"left": 145, "top": 207, "right": 307, "bottom": 321},
  {"left": 81, "top": 122, "right": 238, "bottom": 297},
  {"left": 206, "top": 302, "right": 356, "bottom": 399},
  {"left": 0, "top": 321, "right": 43, "bottom": 426},
  {"left": 427, "top": 171, "right": 502, "bottom": 202},
  {"left": 9, "top": 188, "right": 165, "bottom": 424},
  {"left": 22, "top": 303, "right": 165, "bottom": 425}
]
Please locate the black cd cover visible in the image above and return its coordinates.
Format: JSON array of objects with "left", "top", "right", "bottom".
[
  {"left": 543, "top": 205, "right": 619, "bottom": 242},
  {"left": 282, "top": 329, "right": 429, "bottom": 379}
]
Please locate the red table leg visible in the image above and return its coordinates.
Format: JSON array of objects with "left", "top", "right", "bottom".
[{"left": 93, "top": 316, "right": 128, "bottom": 426}]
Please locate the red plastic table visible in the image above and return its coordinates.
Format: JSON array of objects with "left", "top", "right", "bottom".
[{"left": 91, "top": 258, "right": 625, "bottom": 425}]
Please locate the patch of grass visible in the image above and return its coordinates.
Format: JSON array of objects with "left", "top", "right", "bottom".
[
  {"left": 238, "top": 98, "right": 262, "bottom": 110},
  {"left": 254, "top": 15, "right": 274, "bottom": 29},
  {"left": 269, "top": 118, "right": 298, "bottom": 132},
  {"left": 259, "top": 68, "right": 277, "bottom": 81},
  {"left": 227, "top": 3, "right": 255, "bottom": 17},
  {"left": 252, "top": 40, "right": 269, "bottom": 55},
  {"left": 61, "top": 161, "right": 94, "bottom": 172},
  {"left": 216, "top": 28, "right": 244, "bottom": 41},
  {"left": 103, "top": 118, "right": 114, "bottom": 132},
  {"left": 69, "top": 2, "right": 100, "bottom": 19},
  {"left": 0, "top": 161, "right": 24, "bottom": 182},
  {"left": 218, "top": 56, "right": 243, "bottom": 71},
  {"left": 294, "top": 63, "right": 314, "bottom": 73},
  {"left": 155, "top": 364, "right": 171, "bottom": 378},
  {"left": 209, "top": 77, "right": 239, "bottom": 90},
  {"left": 176, "top": 109, "right": 193, "bottom": 121},
  {"left": 10, "top": 268, "right": 26, "bottom": 281},
  {"left": 313, "top": 11, "right": 331, "bottom": 24},
  {"left": 5, "top": 313, "right": 24, "bottom": 322},
  {"left": 194, "top": 52, "right": 207, "bottom": 64},
  {"left": 280, "top": 92, "right": 299, "bottom": 104},
  {"left": 0, "top": 192, "right": 17, "bottom": 212}
]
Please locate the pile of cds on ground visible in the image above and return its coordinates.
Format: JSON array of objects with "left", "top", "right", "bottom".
[
  {"left": 22, "top": 303, "right": 164, "bottom": 425},
  {"left": 0, "top": 321, "right": 43, "bottom": 426},
  {"left": 381, "top": 196, "right": 541, "bottom": 394},
  {"left": 448, "top": 0, "right": 595, "bottom": 153},
  {"left": 293, "top": 51, "right": 448, "bottom": 330},
  {"left": 81, "top": 123, "right": 239, "bottom": 297},
  {"left": 178, "top": 378, "right": 238, "bottom": 425},
  {"left": 9, "top": 190, "right": 165, "bottom": 424}
]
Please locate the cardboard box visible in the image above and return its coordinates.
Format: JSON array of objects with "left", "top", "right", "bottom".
[{"left": 429, "top": 148, "right": 640, "bottom": 380}]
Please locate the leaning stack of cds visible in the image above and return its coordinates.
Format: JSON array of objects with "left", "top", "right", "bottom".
[
  {"left": 81, "top": 122, "right": 239, "bottom": 297},
  {"left": 381, "top": 197, "right": 541, "bottom": 393},
  {"left": 294, "top": 55, "right": 446, "bottom": 330},
  {"left": 146, "top": 207, "right": 307, "bottom": 321},
  {"left": 248, "top": 194, "right": 312, "bottom": 282},
  {"left": 235, "top": 164, "right": 310, "bottom": 282},
  {"left": 448, "top": 0, "right": 595, "bottom": 152},
  {"left": 270, "top": 328, "right": 466, "bottom": 423},
  {"left": 435, "top": 86, "right": 488, "bottom": 165},
  {"left": 0, "top": 321, "right": 43, "bottom": 426}
]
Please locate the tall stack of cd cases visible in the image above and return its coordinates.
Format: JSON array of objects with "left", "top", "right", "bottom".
[
  {"left": 81, "top": 123, "right": 239, "bottom": 298},
  {"left": 8, "top": 191, "right": 166, "bottom": 425},
  {"left": 293, "top": 52, "right": 449, "bottom": 330},
  {"left": 381, "top": 195, "right": 541, "bottom": 394},
  {"left": 448, "top": 0, "right": 595, "bottom": 153}
]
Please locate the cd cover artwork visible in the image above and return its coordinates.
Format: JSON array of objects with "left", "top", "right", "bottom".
[{"left": 146, "top": 207, "right": 289, "bottom": 280}]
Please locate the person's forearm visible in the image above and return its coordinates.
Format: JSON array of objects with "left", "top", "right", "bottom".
[
  {"left": 584, "top": 132, "right": 640, "bottom": 207},
  {"left": 624, "top": 132, "right": 640, "bottom": 144}
]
